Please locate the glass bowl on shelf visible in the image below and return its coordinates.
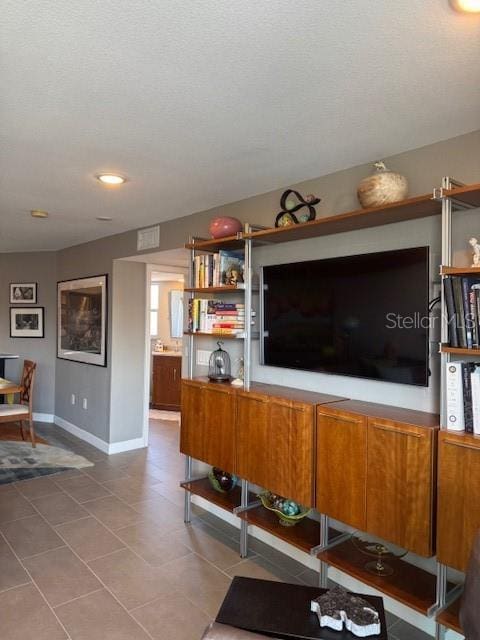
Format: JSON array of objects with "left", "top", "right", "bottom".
[
  {"left": 208, "top": 468, "right": 238, "bottom": 494},
  {"left": 258, "top": 491, "right": 311, "bottom": 527}
]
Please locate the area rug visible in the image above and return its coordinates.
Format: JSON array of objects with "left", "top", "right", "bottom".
[
  {"left": 0, "top": 442, "right": 94, "bottom": 485},
  {"left": 149, "top": 409, "right": 181, "bottom": 422}
]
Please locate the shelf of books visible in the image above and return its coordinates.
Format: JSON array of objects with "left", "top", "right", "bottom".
[
  {"left": 442, "top": 269, "right": 480, "bottom": 352},
  {"left": 317, "top": 538, "right": 440, "bottom": 615}
]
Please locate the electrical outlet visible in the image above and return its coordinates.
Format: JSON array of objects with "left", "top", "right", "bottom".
[
  {"left": 196, "top": 349, "right": 210, "bottom": 366},
  {"left": 71, "top": 394, "right": 75, "bottom": 405},
  {"left": 82, "top": 398, "right": 88, "bottom": 410}
]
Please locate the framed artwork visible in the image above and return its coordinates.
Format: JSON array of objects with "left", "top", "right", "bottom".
[
  {"left": 57, "top": 275, "right": 108, "bottom": 367},
  {"left": 10, "top": 307, "right": 44, "bottom": 338},
  {"left": 10, "top": 282, "right": 37, "bottom": 304}
]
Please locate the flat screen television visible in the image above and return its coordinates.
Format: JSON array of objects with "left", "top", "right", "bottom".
[{"left": 262, "top": 246, "right": 429, "bottom": 386}]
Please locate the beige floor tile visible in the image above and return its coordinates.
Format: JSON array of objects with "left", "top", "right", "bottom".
[
  {"left": 1, "top": 514, "right": 65, "bottom": 559},
  {"left": 132, "top": 495, "right": 185, "bottom": 528},
  {"left": 56, "top": 516, "right": 125, "bottom": 561},
  {"left": 15, "top": 476, "right": 64, "bottom": 500},
  {"left": 0, "top": 491, "right": 36, "bottom": 524},
  {"left": 157, "top": 553, "right": 231, "bottom": 617},
  {"left": 132, "top": 592, "right": 211, "bottom": 640},
  {"left": 56, "top": 474, "right": 112, "bottom": 503},
  {"left": 0, "top": 583, "right": 67, "bottom": 639},
  {"left": 88, "top": 547, "right": 176, "bottom": 610},
  {"left": 84, "top": 461, "right": 130, "bottom": 483},
  {"left": 23, "top": 546, "right": 101, "bottom": 607},
  {"left": 83, "top": 495, "right": 142, "bottom": 530},
  {"left": 56, "top": 588, "right": 151, "bottom": 640},
  {"left": 31, "top": 492, "right": 88, "bottom": 526},
  {"left": 102, "top": 477, "right": 163, "bottom": 505},
  {"left": 177, "top": 523, "right": 244, "bottom": 570},
  {"left": 115, "top": 521, "right": 191, "bottom": 566},
  {"left": 0, "top": 533, "right": 31, "bottom": 592},
  {"left": 52, "top": 468, "right": 85, "bottom": 482}
]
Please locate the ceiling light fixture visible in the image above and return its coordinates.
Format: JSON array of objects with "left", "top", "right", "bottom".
[
  {"left": 450, "top": 0, "right": 480, "bottom": 12},
  {"left": 96, "top": 174, "right": 126, "bottom": 185},
  {"left": 30, "top": 209, "right": 49, "bottom": 218}
]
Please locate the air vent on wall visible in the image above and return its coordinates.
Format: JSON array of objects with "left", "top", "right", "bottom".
[{"left": 137, "top": 225, "right": 160, "bottom": 251}]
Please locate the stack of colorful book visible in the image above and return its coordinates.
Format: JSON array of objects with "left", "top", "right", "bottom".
[
  {"left": 446, "top": 361, "right": 480, "bottom": 433},
  {"left": 188, "top": 299, "right": 250, "bottom": 335},
  {"left": 193, "top": 250, "right": 244, "bottom": 288},
  {"left": 444, "top": 275, "right": 480, "bottom": 348}
]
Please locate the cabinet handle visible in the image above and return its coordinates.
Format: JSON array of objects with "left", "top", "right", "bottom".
[
  {"left": 319, "top": 413, "right": 362, "bottom": 425},
  {"left": 371, "top": 423, "right": 423, "bottom": 438},
  {"left": 443, "top": 439, "right": 480, "bottom": 451},
  {"left": 173, "top": 369, "right": 177, "bottom": 381}
]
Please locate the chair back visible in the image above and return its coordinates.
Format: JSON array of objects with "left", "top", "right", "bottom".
[{"left": 20, "top": 360, "right": 36, "bottom": 413}]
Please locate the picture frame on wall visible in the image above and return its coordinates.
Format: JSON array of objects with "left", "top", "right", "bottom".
[
  {"left": 57, "top": 275, "right": 108, "bottom": 367},
  {"left": 10, "top": 307, "right": 44, "bottom": 338},
  {"left": 10, "top": 282, "right": 37, "bottom": 304}
]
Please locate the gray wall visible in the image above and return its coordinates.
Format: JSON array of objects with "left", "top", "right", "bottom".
[
  {"left": 109, "top": 260, "right": 146, "bottom": 444},
  {"left": 52, "top": 129, "right": 480, "bottom": 442},
  {"left": 0, "top": 252, "right": 57, "bottom": 415}
]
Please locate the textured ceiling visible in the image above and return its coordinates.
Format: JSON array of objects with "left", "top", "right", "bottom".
[{"left": 1, "top": 1, "right": 479, "bottom": 252}]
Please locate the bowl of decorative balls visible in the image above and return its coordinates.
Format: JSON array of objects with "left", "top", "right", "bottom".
[
  {"left": 258, "top": 491, "right": 311, "bottom": 527},
  {"left": 208, "top": 467, "right": 238, "bottom": 494}
]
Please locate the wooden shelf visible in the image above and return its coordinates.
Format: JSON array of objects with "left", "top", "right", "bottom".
[
  {"left": 185, "top": 285, "right": 243, "bottom": 293},
  {"left": 185, "top": 236, "right": 244, "bottom": 252},
  {"left": 441, "top": 265, "right": 480, "bottom": 276},
  {"left": 440, "top": 344, "right": 480, "bottom": 356},
  {"left": 318, "top": 538, "right": 438, "bottom": 615},
  {"left": 444, "top": 182, "right": 480, "bottom": 209},
  {"left": 243, "top": 194, "right": 441, "bottom": 246},
  {"left": 437, "top": 598, "right": 462, "bottom": 634},
  {"left": 184, "top": 331, "right": 246, "bottom": 339},
  {"left": 180, "top": 478, "right": 244, "bottom": 512},
  {"left": 238, "top": 505, "right": 339, "bottom": 554}
]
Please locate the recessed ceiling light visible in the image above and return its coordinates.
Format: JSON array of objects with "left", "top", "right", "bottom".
[
  {"left": 96, "top": 174, "right": 126, "bottom": 185},
  {"left": 30, "top": 209, "right": 49, "bottom": 218},
  {"left": 450, "top": 0, "right": 480, "bottom": 12},
  {"left": 96, "top": 216, "right": 113, "bottom": 221}
]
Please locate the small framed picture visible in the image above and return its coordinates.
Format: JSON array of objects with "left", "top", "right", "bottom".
[
  {"left": 10, "top": 283, "right": 37, "bottom": 304},
  {"left": 10, "top": 307, "right": 44, "bottom": 338}
]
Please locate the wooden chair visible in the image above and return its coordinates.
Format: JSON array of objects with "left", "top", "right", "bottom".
[{"left": 0, "top": 360, "right": 37, "bottom": 447}]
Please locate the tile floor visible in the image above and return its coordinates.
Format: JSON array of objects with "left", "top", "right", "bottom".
[{"left": 0, "top": 418, "right": 434, "bottom": 640}]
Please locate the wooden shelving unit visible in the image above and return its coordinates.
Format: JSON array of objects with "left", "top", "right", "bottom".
[
  {"left": 185, "top": 331, "right": 247, "bottom": 339},
  {"left": 440, "top": 265, "right": 480, "bottom": 276},
  {"left": 436, "top": 598, "right": 462, "bottom": 635},
  {"left": 237, "top": 506, "right": 339, "bottom": 554},
  {"left": 443, "top": 182, "right": 480, "bottom": 208},
  {"left": 185, "top": 235, "right": 244, "bottom": 252},
  {"left": 440, "top": 345, "right": 480, "bottom": 356},
  {"left": 243, "top": 193, "right": 441, "bottom": 245},
  {"left": 318, "top": 538, "right": 439, "bottom": 616},
  {"left": 180, "top": 478, "right": 245, "bottom": 513}
]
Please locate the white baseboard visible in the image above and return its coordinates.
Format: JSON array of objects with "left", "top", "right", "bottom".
[
  {"left": 53, "top": 416, "right": 146, "bottom": 455},
  {"left": 54, "top": 416, "right": 109, "bottom": 453},
  {"left": 33, "top": 412, "right": 54, "bottom": 423},
  {"left": 107, "top": 437, "right": 146, "bottom": 454}
]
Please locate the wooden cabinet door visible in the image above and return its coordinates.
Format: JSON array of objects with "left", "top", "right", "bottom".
[
  {"left": 152, "top": 356, "right": 181, "bottom": 410},
  {"left": 437, "top": 431, "right": 480, "bottom": 571},
  {"left": 236, "top": 392, "right": 315, "bottom": 506},
  {"left": 366, "top": 418, "right": 435, "bottom": 557},
  {"left": 180, "top": 380, "right": 205, "bottom": 459},
  {"left": 316, "top": 407, "right": 367, "bottom": 530},
  {"left": 202, "top": 384, "right": 237, "bottom": 473}
]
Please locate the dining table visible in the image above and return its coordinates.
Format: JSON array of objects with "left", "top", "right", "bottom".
[{"left": 0, "top": 379, "right": 22, "bottom": 403}]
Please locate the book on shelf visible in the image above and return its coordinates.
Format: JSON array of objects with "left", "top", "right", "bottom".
[
  {"left": 193, "top": 251, "right": 245, "bottom": 287},
  {"left": 443, "top": 275, "right": 480, "bottom": 348},
  {"left": 445, "top": 361, "right": 480, "bottom": 434},
  {"left": 187, "top": 299, "right": 254, "bottom": 335}
]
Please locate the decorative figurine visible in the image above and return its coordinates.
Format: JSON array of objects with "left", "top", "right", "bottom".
[
  {"left": 469, "top": 237, "right": 480, "bottom": 267},
  {"left": 275, "top": 189, "right": 321, "bottom": 227},
  {"left": 209, "top": 216, "right": 243, "bottom": 239},
  {"left": 357, "top": 161, "right": 408, "bottom": 208}
]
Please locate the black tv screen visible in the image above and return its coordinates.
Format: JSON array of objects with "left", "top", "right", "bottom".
[{"left": 262, "top": 247, "right": 429, "bottom": 386}]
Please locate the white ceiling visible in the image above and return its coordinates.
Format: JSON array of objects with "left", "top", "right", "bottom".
[{"left": 1, "top": 1, "right": 479, "bottom": 252}]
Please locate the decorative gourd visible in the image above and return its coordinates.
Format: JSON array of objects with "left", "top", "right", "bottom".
[{"left": 357, "top": 161, "right": 408, "bottom": 209}]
